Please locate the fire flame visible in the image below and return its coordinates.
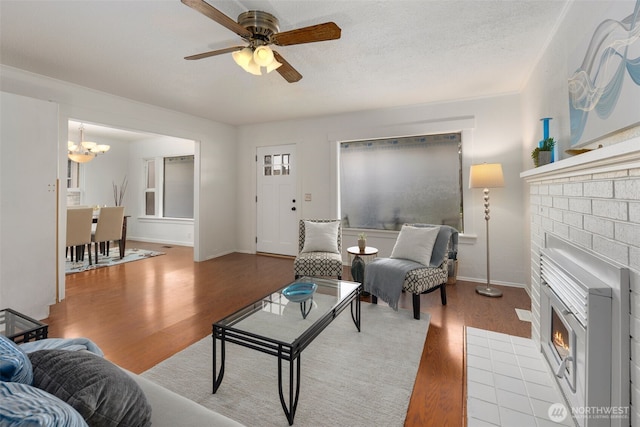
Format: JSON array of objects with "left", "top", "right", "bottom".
[{"left": 554, "top": 331, "right": 569, "bottom": 351}]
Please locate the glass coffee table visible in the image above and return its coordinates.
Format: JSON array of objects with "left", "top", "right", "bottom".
[
  {"left": 0, "top": 308, "right": 48, "bottom": 343},
  {"left": 212, "top": 277, "right": 361, "bottom": 425}
]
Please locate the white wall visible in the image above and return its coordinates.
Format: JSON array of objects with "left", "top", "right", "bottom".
[
  {"left": 78, "top": 136, "right": 129, "bottom": 208},
  {"left": 127, "top": 135, "right": 195, "bottom": 246},
  {"left": 1, "top": 92, "right": 58, "bottom": 319},
  {"left": 1, "top": 65, "right": 238, "bottom": 306},
  {"left": 520, "top": 0, "right": 640, "bottom": 291},
  {"left": 237, "top": 94, "right": 527, "bottom": 287}
]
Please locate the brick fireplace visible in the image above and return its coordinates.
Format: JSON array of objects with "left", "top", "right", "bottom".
[{"left": 522, "top": 136, "right": 640, "bottom": 426}]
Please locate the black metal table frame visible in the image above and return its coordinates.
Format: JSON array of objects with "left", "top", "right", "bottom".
[
  {"left": 212, "top": 283, "right": 361, "bottom": 425},
  {"left": 0, "top": 308, "right": 49, "bottom": 344}
]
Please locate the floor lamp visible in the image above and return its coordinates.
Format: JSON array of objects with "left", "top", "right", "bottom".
[{"left": 469, "top": 163, "right": 505, "bottom": 297}]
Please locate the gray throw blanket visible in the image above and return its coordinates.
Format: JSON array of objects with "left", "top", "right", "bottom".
[{"left": 364, "top": 258, "right": 425, "bottom": 310}]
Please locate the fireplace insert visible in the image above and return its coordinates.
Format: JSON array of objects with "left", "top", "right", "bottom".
[
  {"left": 544, "top": 287, "right": 578, "bottom": 392},
  {"left": 540, "top": 234, "right": 630, "bottom": 427}
]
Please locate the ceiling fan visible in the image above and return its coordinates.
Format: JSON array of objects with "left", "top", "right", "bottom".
[{"left": 181, "top": 0, "right": 341, "bottom": 83}]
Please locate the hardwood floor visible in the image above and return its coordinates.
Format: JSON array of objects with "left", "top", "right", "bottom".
[{"left": 46, "top": 241, "right": 531, "bottom": 426}]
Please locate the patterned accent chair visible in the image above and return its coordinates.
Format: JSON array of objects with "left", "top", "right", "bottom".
[
  {"left": 294, "top": 219, "right": 343, "bottom": 280},
  {"left": 371, "top": 224, "right": 458, "bottom": 320},
  {"left": 401, "top": 251, "right": 450, "bottom": 319}
]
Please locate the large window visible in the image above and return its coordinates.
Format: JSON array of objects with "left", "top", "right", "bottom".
[
  {"left": 144, "top": 159, "right": 156, "bottom": 216},
  {"left": 144, "top": 155, "right": 194, "bottom": 219},
  {"left": 66, "top": 159, "right": 81, "bottom": 206},
  {"left": 340, "top": 133, "right": 462, "bottom": 231}
]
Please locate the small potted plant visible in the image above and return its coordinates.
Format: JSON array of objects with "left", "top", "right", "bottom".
[
  {"left": 531, "top": 137, "right": 556, "bottom": 167},
  {"left": 357, "top": 232, "right": 367, "bottom": 252}
]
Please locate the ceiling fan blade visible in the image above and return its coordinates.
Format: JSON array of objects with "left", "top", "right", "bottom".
[
  {"left": 181, "top": 0, "right": 251, "bottom": 38},
  {"left": 185, "top": 46, "right": 244, "bottom": 60},
  {"left": 273, "top": 51, "right": 302, "bottom": 83},
  {"left": 271, "top": 22, "right": 341, "bottom": 46}
]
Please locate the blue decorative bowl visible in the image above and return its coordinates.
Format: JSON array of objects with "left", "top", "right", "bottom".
[{"left": 282, "top": 282, "right": 317, "bottom": 303}]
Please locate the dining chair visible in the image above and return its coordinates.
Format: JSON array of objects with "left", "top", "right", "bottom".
[
  {"left": 92, "top": 206, "right": 125, "bottom": 262},
  {"left": 66, "top": 207, "right": 94, "bottom": 265}
]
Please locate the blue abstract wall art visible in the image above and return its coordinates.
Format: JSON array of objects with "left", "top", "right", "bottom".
[{"left": 568, "top": 0, "right": 640, "bottom": 146}]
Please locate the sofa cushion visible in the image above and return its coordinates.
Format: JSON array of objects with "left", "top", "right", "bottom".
[
  {"left": 0, "top": 334, "right": 33, "bottom": 384},
  {"left": 0, "top": 381, "right": 88, "bottom": 426},
  {"left": 302, "top": 220, "right": 340, "bottom": 254},
  {"left": 390, "top": 224, "right": 439, "bottom": 266},
  {"left": 29, "top": 349, "right": 152, "bottom": 427}
]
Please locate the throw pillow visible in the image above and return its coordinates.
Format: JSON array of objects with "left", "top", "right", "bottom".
[
  {"left": 301, "top": 220, "right": 340, "bottom": 254},
  {"left": 0, "top": 334, "right": 33, "bottom": 384},
  {"left": 404, "top": 224, "right": 454, "bottom": 267},
  {"left": 0, "top": 381, "right": 88, "bottom": 426},
  {"left": 390, "top": 225, "right": 440, "bottom": 266},
  {"left": 29, "top": 350, "right": 152, "bottom": 427}
]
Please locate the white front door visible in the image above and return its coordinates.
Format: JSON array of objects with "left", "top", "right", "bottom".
[{"left": 256, "top": 145, "right": 298, "bottom": 256}]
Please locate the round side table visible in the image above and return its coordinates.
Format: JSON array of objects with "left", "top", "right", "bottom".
[{"left": 347, "top": 246, "right": 378, "bottom": 296}]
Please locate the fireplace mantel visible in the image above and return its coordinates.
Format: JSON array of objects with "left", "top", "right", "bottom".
[{"left": 521, "top": 136, "right": 640, "bottom": 181}]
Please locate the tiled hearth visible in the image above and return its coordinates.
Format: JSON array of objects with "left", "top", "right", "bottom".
[{"left": 466, "top": 327, "right": 575, "bottom": 427}]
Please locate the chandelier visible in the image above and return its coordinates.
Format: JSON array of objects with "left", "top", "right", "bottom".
[{"left": 68, "top": 124, "right": 110, "bottom": 163}]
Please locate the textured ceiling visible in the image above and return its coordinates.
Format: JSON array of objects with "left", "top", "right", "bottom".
[{"left": 1, "top": 0, "right": 568, "bottom": 126}]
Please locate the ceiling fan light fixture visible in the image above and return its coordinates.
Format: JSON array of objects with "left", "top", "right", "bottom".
[
  {"left": 182, "top": 2, "right": 342, "bottom": 83},
  {"left": 253, "top": 45, "right": 274, "bottom": 67},
  {"left": 245, "top": 58, "right": 262, "bottom": 75},
  {"left": 266, "top": 59, "right": 282, "bottom": 73},
  {"left": 232, "top": 47, "right": 253, "bottom": 68}
]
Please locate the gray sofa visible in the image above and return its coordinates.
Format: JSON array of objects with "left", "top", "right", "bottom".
[
  {"left": 125, "top": 370, "right": 243, "bottom": 427},
  {"left": 9, "top": 337, "right": 243, "bottom": 427}
]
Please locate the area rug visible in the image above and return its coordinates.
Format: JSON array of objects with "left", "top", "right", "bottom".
[
  {"left": 65, "top": 248, "right": 164, "bottom": 274},
  {"left": 142, "top": 303, "right": 430, "bottom": 426}
]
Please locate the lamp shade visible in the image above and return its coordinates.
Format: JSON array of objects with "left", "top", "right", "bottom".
[
  {"left": 253, "top": 45, "right": 275, "bottom": 67},
  {"left": 68, "top": 153, "right": 95, "bottom": 163},
  {"left": 266, "top": 59, "right": 282, "bottom": 73},
  {"left": 469, "top": 163, "right": 504, "bottom": 189},
  {"left": 232, "top": 47, "right": 253, "bottom": 68},
  {"left": 245, "top": 59, "right": 262, "bottom": 75}
]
